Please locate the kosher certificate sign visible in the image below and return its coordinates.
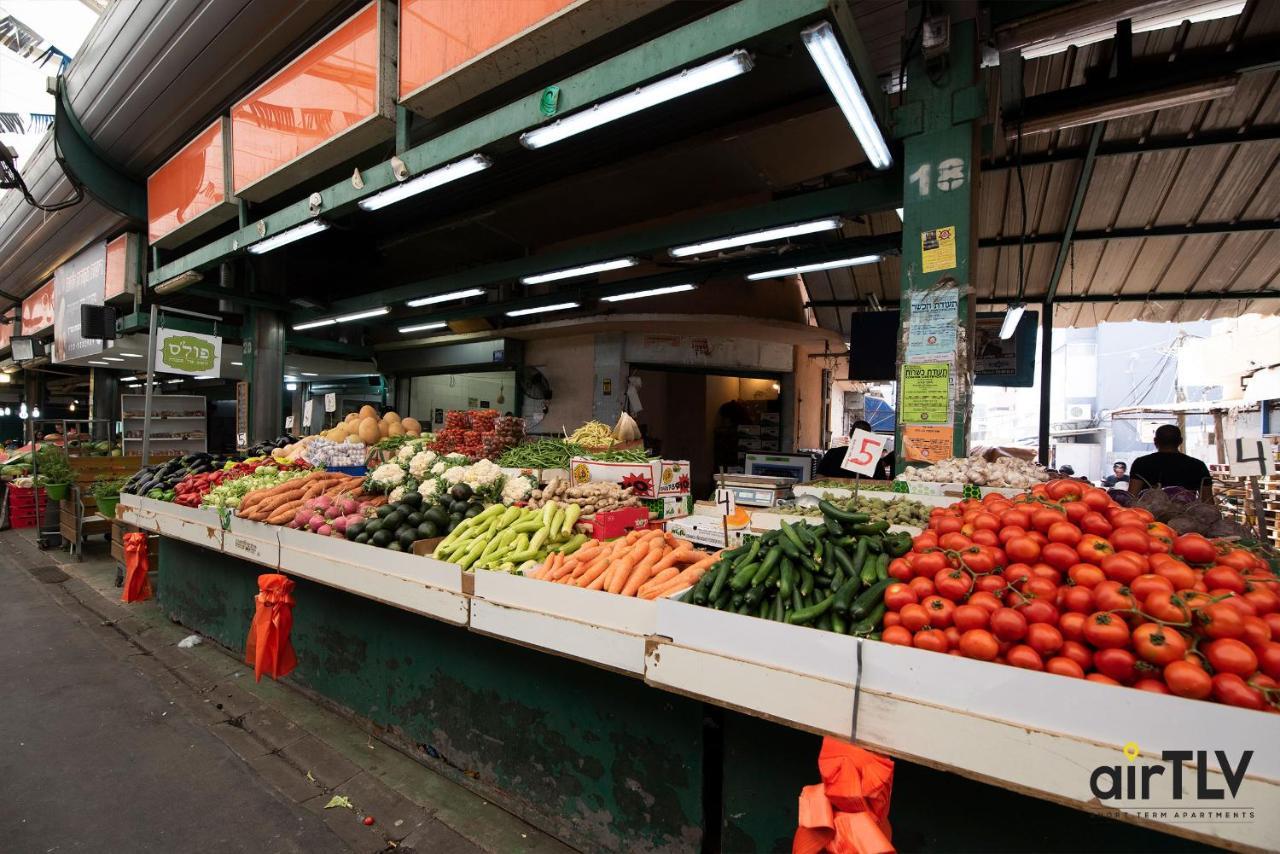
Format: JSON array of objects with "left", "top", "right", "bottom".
[
  {"left": 900, "top": 362, "right": 951, "bottom": 424},
  {"left": 907, "top": 285, "right": 958, "bottom": 357}
]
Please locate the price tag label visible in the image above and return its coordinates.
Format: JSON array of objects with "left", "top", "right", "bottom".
[
  {"left": 236, "top": 432, "right": 248, "bottom": 448},
  {"left": 324, "top": 393, "right": 336, "bottom": 413},
  {"left": 1229, "top": 437, "right": 1275, "bottom": 476},
  {"left": 303, "top": 399, "right": 313, "bottom": 429},
  {"left": 285, "top": 415, "right": 294, "bottom": 430},
  {"left": 840, "top": 429, "right": 887, "bottom": 477},
  {"left": 714, "top": 488, "right": 737, "bottom": 518}
]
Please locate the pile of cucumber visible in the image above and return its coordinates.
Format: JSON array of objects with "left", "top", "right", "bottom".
[{"left": 683, "top": 500, "right": 913, "bottom": 636}]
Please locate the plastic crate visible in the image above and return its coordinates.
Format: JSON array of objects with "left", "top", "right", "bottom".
[
  {"left": 9, "top": 508, "right": 42, "bottom": 528},
  {"left": 8, "top": 486, "right": 47, "bottom": 509}
]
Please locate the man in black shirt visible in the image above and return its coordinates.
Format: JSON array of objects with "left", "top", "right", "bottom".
[
  {"left": 817, "top": 421, "right": 895, "bottom": 481},
  {"left": 1128, "top": 425, "right": 1213, "bottom": 502}
]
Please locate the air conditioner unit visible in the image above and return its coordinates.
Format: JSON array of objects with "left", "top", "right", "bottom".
[{"left": 1066, "top": 404, "right": 1092, "bottom": 420}]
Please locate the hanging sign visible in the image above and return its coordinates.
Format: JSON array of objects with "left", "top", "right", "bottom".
[
  {"left": 21, "top": 280, "right": 55, "bottom": 335},
  {"left": 907, "top": 285, "right": 958, "bottom": 357},
  {"left": 1229, "top": 437, "right": 1275, "bottom": 477},
  {"left": 900, "top": 362, "right": 951, "bottom": 424},
  {"left": 324, "top": 393, "right": 337, "bottom": 413},
  {"left": 53, "top": 241, "right": 108, "bottom": 363},
  {"left": 303, "top": 399, "right": 314, "bottom": 429},
  {"left": 903, "top": 425, "right": 954, "bottom": 462},
  {"left": 155, "top": 328, "right": 222, "bottom": 376},
  {"left": 840, "top": 428, "right": 887, "bottom": 477},
  {"left": 920, "top": 225, "right": 957, "bottom": 273}
]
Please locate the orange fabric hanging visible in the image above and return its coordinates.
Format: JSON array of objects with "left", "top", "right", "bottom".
[
  {"left": 793, "top": 738, "right": 896, "bottom": 854},
  {"left": 121, "top": 532, "right": 153, "bottom": 602},
  {"left": 244, "top": 573, "right": 297, "bottom": 682}
]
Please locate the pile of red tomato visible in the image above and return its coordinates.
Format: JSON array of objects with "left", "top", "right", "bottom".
[{"left": 880, "top": 479, "right": 1280, "bottom": 711}]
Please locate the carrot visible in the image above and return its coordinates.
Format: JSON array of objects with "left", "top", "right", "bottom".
[
  {"left": 651, "top": 547, "right": 700, "bottom": 573},
  {"left": 621, "top": 541, "right": 666, "bottom": 596},
  {"left": 643, "top": 558, "right": 717, "bottom": 599},
  {"left": 572, "top": 551, "right": 610, "bottom": 582},
  {"left": 266, "top": 499, "right": 305, "bottom": 525},
  {"left": 543, "top": 553, "right": 562, "bottom": 580},
  {"left": 638, "top": 566, "right": 679, "bottom": 596}
]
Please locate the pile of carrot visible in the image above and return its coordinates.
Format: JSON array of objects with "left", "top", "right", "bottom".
[
  {"left": 529, "top": 528, "right": 720, "bottom": 599},
  {"left": 238, "top": 472, "right": 374, "bottom": 524}
]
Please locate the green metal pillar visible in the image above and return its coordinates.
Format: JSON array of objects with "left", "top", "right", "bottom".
[{"left": 893, "top": 7, "right": 984, "bottom": 470}]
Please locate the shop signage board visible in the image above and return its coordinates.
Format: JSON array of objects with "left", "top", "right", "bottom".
[
  {"left": 103, "top": 233, "right": 141, "bottom": 301},
  {"left": 902, "top": 425, "right": 953, "bottom": 462},
  {"left": 906, "top": 285, "right": 958, "bottom": 357},
  {"left": 21, "top": 280, "right": 54, "bottom": 335},
  {"left": 900, "top": 362, "right": 951, "bottom": 424},
  {"left": 146, "top": 118, "right": 236, "bottom": 249},
  {"left": 155, "top": 328, "right": 222, "bottom": 376},
  {"left": 53, "top": 240, "right": 108, "bottom": 364}
]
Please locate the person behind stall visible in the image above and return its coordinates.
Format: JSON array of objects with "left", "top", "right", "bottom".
[
  {"left": 817, "top": 421, "right": 894, "bottom": 481},
  {"left": 1102, "top": 461, "right": 1129, "bottom": 488},
  {"left": 1128, "top": 425, "right": 1213, "bottom": 502}
]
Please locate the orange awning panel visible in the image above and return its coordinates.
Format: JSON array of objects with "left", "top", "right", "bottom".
[{"left": 146, "top": 120, "right": 227, "bottom": 245}]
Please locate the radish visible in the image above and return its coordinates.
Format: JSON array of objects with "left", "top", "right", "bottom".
[
  {"left": 313, "top": 495, "right": 334, "bottom": 513},
  {"left": 331, "top": 515, "right": 349, "bottom": 535},
  {"left": 308, "top": 513, "right": 326, "bottom": 530},
  {"left": 316, "top": 523, "right": 333, "bottom": 536},
  {"left": 337, "top": 497, "right": 358, "bottom": 516}
]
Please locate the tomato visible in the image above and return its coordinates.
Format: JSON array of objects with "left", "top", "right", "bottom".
[
  {"left": 1214, "top": 592, "right": 1257, "bottom": 617},
  {"left": 1045, "top": 522, "right": 1081, "bottom": 546},
  {"left": 1266, "top": 613, "right": 1280, "bottom": 640},
  {"left": 1218, "top": 548, "right": 1261, "bottom": 572},
  {"left": 888, "top": 558, "right": 913, "bottom": 581},
  {"left": 1109, "top": 509, "right": 1149, "bottom": 528},
  {"left": 1198, "top": 602, "right": 1245, "bottom": 640},
  {"left": 1005, "top": 536, "right": 1041, "bottom": 563},
  {"left": 1203, "top": 566, "right": 1247, "bottom": 595},
  {"left": 1211, "top": 673, "right": 1266, "bottom": 710},
  {"left": 1086, "top": 673, "right": 1121, "bottom": 686},
  {"left": 1032, "top": 508, "right": 1066, "bottom": 532},
  {"left": 1023, "top": 576, "right": 1058, "bottom": 601},
  {"left": 1173, "top": 533, "right": 1217, "bottom": 565},
  {"left": 1058, "top": 640, "right": 1093, "bottom": 671},
  {"left": 1130, "top": 573, "right": 1175, "bottom": 601},
  {"left": 1030, "top": 563, "right": 1062, "bottom": 583},
  {"left": 1241, "top": 615, "right": 1271, "bottom": 649},
  {"left": 1046, "top": 657, "right": 1085, "bottom": 678},
  {"left": 997, "top": 525, "right": 1027, "bottom": 545},
  {"left": 1041, "top": 543, "right": 1078, "bottom": 571},
  {"left": 958, "top": 546, "right": 995, "bottom": 574},
  {"left": 934, "top": 516, "right": 963, "bottom": 535},
  {"left": 1026, "top": 623, "right": 1064, "bottom": 657},
  {"left": 882, "top": 625, "right": 913, "bottom": 646},
  {"left": 899, "top": 603, "right": 930, "bottom": 632},
  {"left": 975, "top": 574, "right": 1007, "bottom": 595},
  {"left": 1133, "top": 678, "right": 1170, "bottom": 694},
  {"left": 944, "top": 626, "right": 962, "bottom": 649},
  {"left": 1067, "top": 563, "right": 1105, "bottom": 588},
  {"left": 922, "top": 596, "right": 955, "bottom": 629},
  {"left": 1245, "top": 587, "right": 1279, "bottom": 616},
  {"left": 1143, "top": 591, "right": 1191, "bottom": 624},
  {"left": 1019, "top": 598, "right": 1059, "bottom": 626},
  {"left": 958, "top": 629, "right": 999, "bottom": 661},
  {"left": 1000, "top": 509, "right": 1031, "bottom": 529},
  {"left": 1094, "top": 581, "right": 1135, "bottom": 612},
  {"left": 1095, "top": 648, "right": 1140, "bottom": 684},
  {"left": 971, "top": 529, "right": 999, "bottom": 547},
  {"left": 882, "top": 611, "right": 902, "bottom": 628},
  {"left": 1109, "top": 527, "right": 1150, "bottom": 554},
  {"left": 989, "top": 607, "right": 1028, "bottom": 642},
  {"left": 1082, "top": 487, "right": 1111, "bottom": 510},
  {"left": 933, "top": 569, "right": 972, "bottom": 602},
  {"left": 913, "top": 551, "right": 948, "bottom": 576},
  {"left": 1076, "top": 535, "right": 1115, "bottom": 565},
  {"left": 1152, "top": 560, "right": 1197, "bottom": 592},
  {"left": 952, "top": 604, "right": 989, "bottom": 632},
  {"left": 939, "top": 532, "right": 972, "bottom": 552},
  {"left": 908, "top": 577, "right": 935, "bottom": 600},
  {"left": 1205, "top": 638, "right": 1259, "bottom": 677},
  {"left": 1083, "top": 612, "right": 1131, "bottom": 649},
  {"left": 1164, "top": 660, "right": 1213, "bottom": 700},
  {"left": 1059, "top": 585, "right": 1095, "bottom": 614},
  {"left": 1059, "top": 611, "right": 1087, "bottom": 642},
  {"left": 1100, "top": 553, "right": 1143, "bottom": 585},
  {"left": 1258, "top": 642, "right": 1280, "bottom": 679},
  {"left": 1146, "top": 522, "right": 1176, "bottom": 540},
  {"left": 913, "top": 628, "right": 950, "bottom": 653},
  {"left": 1004, "top": 564, "right": 1032, "bottom": 587},
  {"left": 913, "top": 532, "right": 939, "bottom": 551},
  {"left": 1132, "top": 623, "right": 1189, "bottom": 665},
  {"left": 884, "top": 583, "right": 918, "bottom": 612},
  {"left": 1002, "top": 644, "right": 1041, "bottom": 670},
  {"left": 968, "top": 591, "right": 1002, "bottom": 613},
  {"left": 1079, "top": 512, "right": 1113, "bottom": 537}
]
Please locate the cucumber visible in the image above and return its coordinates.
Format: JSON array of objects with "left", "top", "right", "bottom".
[
  {"left": 787, "top": 593, "right": 836, "bottom": 625},
  {"left": 779, "top": 536, "right": 801, "bottom": 560},
  {"left": 830, "top": 543, "right": 855, "bottom": 577},
  {"left": 851, "top": 578, "right": 892, "bottom": 619},
  {"left": 779, "top": 558, "right": 794, "bottom": 599},
  {"left": 833, "top": 575, "right": 862, "bottom": 615},
  {"left": 875, "top": 552, "right": 890, "bottom": 582},
  {"left": 823, "top": 515, "right": 845, "bottom": 537},
  {"left": 860, "top": 550, "right": 880, "bottom": 587},
  {"left": 750, "top": 546, "right": 783, "bottom": 588},
  {"left": 708, "top": 559, "right": 733, "bottom": 602},
  {"left": 713, "top": 587, "right": 733, "bottom": 610},
  {"left": 779, "top": 521, "right": 805, "bottom": 550},
  {"left": 818, "top": 500, "right": 870, "bottom": 524},
  {"left": 851, "top": 603, "right": 886, "bottom": 635},
  {"left": 733, "top": 538, "right": 761, "bottom": 570},
  {"left": 831, "top": 612, "right": 848, "bottom": 634},
  {"left": 851, "top": 521, "right": 890, "bottom": 536},
  {"left": 729, "top": 560, "right": 760, "bottom": 592},
  {"left": 757, "top": 597, "right": 771, "bottom": 620},
  {"left": 792, "top": 588, "right": 804, "bottom": 613},
  {"left": 773, "top": 595, "right": 785, "bottom": 622},
  {"left": 692, "top": 571, "right": 714, "bottom": 605},
  {"left": 799, "top": 566, "right": 814, "bottom": 598},
  {"left": 817, "top": 612, "right": 834, "bottom": 632}
]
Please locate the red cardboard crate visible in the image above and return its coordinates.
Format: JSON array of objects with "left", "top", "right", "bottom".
[{"left": 580, "top": 506, "right": 651, "bottom": 540}]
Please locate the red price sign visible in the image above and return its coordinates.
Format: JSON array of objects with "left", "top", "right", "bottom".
[{"left": 840, "top": 429, "right": 886, "bottom": 477}]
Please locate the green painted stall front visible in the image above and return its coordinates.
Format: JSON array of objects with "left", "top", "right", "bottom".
[{"left": 157, "top": 538, "right": 1207, "bottom": 853}]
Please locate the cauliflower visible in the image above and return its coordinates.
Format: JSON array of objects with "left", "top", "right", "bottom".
[
  {"left": 463, "top": 459, "right": 502, "bottom": 486},
  {"left": 443, "top": 466, "right": 467, "bottom": 485},
  {"left": 397, "top": 444, "right": 417, "bottom": 462},
  {"left": 501, "top": 475, "right": 533, "bottom": 505},
  {"left": 369, "top": 463, "right": 406, "bottom": 488},
  {"left": 418, "top": 479, "right": 443, "bottom": 499},
  {"left": 409, "top": 451, "right": 438, "bottom": 478},
  {"left": 431, "top": 461, "right": 447, "bottom": 475},
  {"left": 446, "top": 453, "right": 468, "bottom": 462},
  {"left": 388, "top": 485, "right": 406, "bottom": 503}
]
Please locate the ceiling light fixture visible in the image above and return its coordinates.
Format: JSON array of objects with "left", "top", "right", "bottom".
[
  {"left": 333, "top": 307, "right": 389, "bottom": 323},
  {"left": 521, "top": 257, "right": 638, "bottom": 286},
  {"left": 247, "top": 219, "right": 330, "bottom": 255},
  {"left": 231, "top": 361, "right": 243, "bottom": 366},
  {"left": 398, "top": 321, "right": 448, "bottom": 334},
  {"left": 506, "top": 302, "right": 579, "bottom": 317},
  {"left": 103, "top": 356, "right": 125, "bottom": 362},
  {"left": 87, "top": 360, "right": 108, "bottom": 365},
  {"left": 519, "top": 50, "right": 754, "bottom": 149},
  {"left": 291, "top": 318, "right": 335, "bottom": 331},
  {"left": 165, "top": 378, "right": 183, "bottom": 384},
  {"left": 600, "top": 284, "right": 697, "bottom": 302},
  {"left": 153, "top": 270, "right": 204, "bottom": 295},
  {"left": 301, "top": 372, "right": 318, "bottom": 377},
  {"left": 1000, "top": 303, "right": 1026, "bottom": 340},
  {"left": 746, "top": 254, "right": 881, "bottom": 281},
  {"left": 1013, "top": 77, "right": 1238, "bottom": 137},
  {"left": 117, "top": 352, "right": 140, "bottom": 357},
  {"left": 669, "top": 218, "right": 842, "bottom": 258},
  {"left": 405, "top": 287, "right": 486, "bottom": 308},
  {"left": 802, "top": 22, "right": 892, "bottom": 169},
  {"left": 358, "top": 154, "right": 493, "bottom": 211}
]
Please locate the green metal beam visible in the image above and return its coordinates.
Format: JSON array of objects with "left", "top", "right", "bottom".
[
  {"left": 1043, "top": 121, "right": 1103, "bottom": 305},
  {"left": 314, "top": 176, "right": 902, "bottom": 320},
  {"left": 285, "top": 334, "right": 373, "bottom": 359},
  {"left": 53, "top": 76, "right": 146, "bottom": 220},
  {"left": 150, "top": 0, "right": 834, "bottom": 288},
  {"left": 184, "top": 286, "right": 292, "bottom": 312}
]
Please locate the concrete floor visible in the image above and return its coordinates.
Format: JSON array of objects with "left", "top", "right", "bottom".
[{"left": 0, "top": 527, "right": 568, "bottom": 854}]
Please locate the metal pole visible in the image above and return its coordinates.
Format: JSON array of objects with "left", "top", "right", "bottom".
[
  {"left": 1038, "top": 303, "right": 1054, "bottom": 466},
  {"left": 142, "top": 303, "right": 158, "bottom": 465}
]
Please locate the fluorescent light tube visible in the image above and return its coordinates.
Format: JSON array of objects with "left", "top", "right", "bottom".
[
  {"left": 746, "top": 255, "right": 881, "bottom": 281},
  {"left": 506, "top": 302, "right": 579, "bottom": 317},
  {"left": 231, "top": 361, "right": 243, "bottom": 366},
  {"left": 669, "top": 218, "right": 842, "bottom": 258},
  {"left": 292, "top": 318, "right": 336, "bottom": 331},
  {"left": 601, "top": 284, "right": 697, "bottom": 302},
  {"left": 153, "top": 270, "right": 203, "bottom": 295},
  {"left": 519, "top": 50, "right": 754, "bottom": 149},
  {"left": 166, "top": 378, "right": 183, "bottom": 384},
  {"left": 301, "top": 372, "right": 318, "bottom": 377},
  {"left": 333, "top": 307, "right": 389, "bottom": 323},
  {"left": 802, "top": 22, "right": 892, "bottom": 169},
  {"left": 247, "top": 219, "right": 330, "bottom": 255},
  {"left": 357, "top": 154, "right": 492, "bottom": 211},
  {"left": 405, "top": 288, "right": 486, "bottom": 308},
  {"left": 521, "top": 257, "right": 637, "bottom": 286},
  {"left": 103, "top": 356, "right": 125, "bottom": 362},
  {"left": 192, "top": 376, "right": 214, "bottom": 380},
  {"left": 120, "top": 376, "right": 138, "bottom": 382},
  {"left": 399, "top": 321, "right": 448, "bottom": 334},
  {"left": 286, "top": 382, "right": 297, "bottom": 391},
  {"left": 87, "top": 360, "right": 108, "bottom": 365},
  {"left": 117, "top": 352, "right": 140, "bottom": 357},
  {"left": 1000, "top": 303, "right": 1026, "bottom": 340}
]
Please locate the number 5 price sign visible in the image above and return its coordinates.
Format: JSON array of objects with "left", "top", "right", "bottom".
[{"left": 841, "top": 428, "right": 887, "bottom": 499}]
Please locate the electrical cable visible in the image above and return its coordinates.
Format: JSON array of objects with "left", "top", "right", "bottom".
[{"left": 0, "top": 141, "right": 85, "bottom": 212}]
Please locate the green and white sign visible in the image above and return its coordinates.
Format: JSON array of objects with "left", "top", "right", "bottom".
[{"left": 155, "top": 328, "right": 221, "bottom": 376}]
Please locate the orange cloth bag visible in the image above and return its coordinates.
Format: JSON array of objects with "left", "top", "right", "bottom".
[
  {"left": 121, "top": 532, "right": 153, "bottom": 602},
  {"left": 794, "top": 738, "right": 896, "bottom": 854},
  {"left": 244, "top": 573, "right": 298, "bottom": 682}
]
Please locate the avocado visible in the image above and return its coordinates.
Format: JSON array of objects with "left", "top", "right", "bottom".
[
  {"left": 376, "top": 505, "right": 395, "bottom": 519},
  {"left": 405, "top": 512, "right": 423, "bottom": 528},
  {"left": 398, "top": 529, "right": 417, "bottom": 550},
  {"left": 399, "top": 492, "right": 422, "bottom": 510},
  {"left": 424, "top": 508, "right": 448, "bottom": 527},
  {"left": 416, "top": 521, "right": 439, "bottom": 540},
  {"left": 449, "top": 483, "right": 473, "bottom": 502},
  {"left": 449, "top": 511, "right": 463, "bottom": 525},
  {"left": 370, "top": 529, "right": 393, "bottom": 548},
  {"left": 383, "top": 510, "right": 405, "bottom": 530},
  {"left": 354, "top": 532, "right": 370, "bottom": 544},
  {"left": 450, "top": 500, "right": 470, "bottom": 516},
  {"left": 364, "top": 519, "right": 383, "bottom": 535},
  {"left": 346, "top": 521, "right": 365, "bottom": 540},
  {"left": 387, "top": 541, "right": 403, "bottom": 552},
  {"left": 464, "top": 505, "right": 483, "bottom": 519}
]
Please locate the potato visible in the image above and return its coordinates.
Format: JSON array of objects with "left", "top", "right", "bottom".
[
  {"left": 388, "top": 422, "right": 405, "bottom": 437},
  {"left": 344, "top": 412, "right": 359, "bottom": 424},
  {"left": 357, "top": 417, "right": 380, "bottom": 444},
  {"left": 378, "top": 421, "right": 390, "bottom": 439},
  {"left": 344, "top": 434, "right": 363, "bottom": 444},
  {"left": 401, "top": 417, "right": 421, "bottom": 434},
  {"left": 406, "top": 429, "right": 420, "bottom": 438},
  {"left": 358, "top": 404, "right": 378, "bottom": 420},
  {"left": 383, "top": 410, "right": 401, "bottom": 424}
]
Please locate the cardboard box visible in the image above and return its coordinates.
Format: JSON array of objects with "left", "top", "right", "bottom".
[
  {"left": 643, "top": 494, "right": 692, "bottom": 520},
  {"left": 739, "top": 438, "right": 763, "bottom": 451},
  {"left": 760, "top": 412, "right": 781, "bottom": 425},
  {"left": 656, "top": 459, "right": 691, "bottom": 496},
  {"left": 578, "top": 506, "right": 650, "bottom": 540},
  {"left": 736, "top": 425, "right": 761, "bottom": 437},
  {"left": 665, "top": 515, "right": 747, "bottom": 550},
  {"left": 569, "top": 457, "right": 659, "bottom": 498}
]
